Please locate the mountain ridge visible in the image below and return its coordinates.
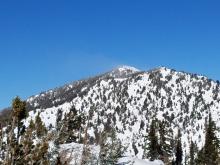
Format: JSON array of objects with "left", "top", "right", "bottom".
[{"left": 1, "top": 65, "right": 217, "bottom": 112}]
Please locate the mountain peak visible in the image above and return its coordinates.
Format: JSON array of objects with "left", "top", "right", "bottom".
[
  {"left": 106, "top": 65, "right": 140, "bottom": 78},
  {"left": 115, "top": 65, "right": 140, "bottom": 72}
]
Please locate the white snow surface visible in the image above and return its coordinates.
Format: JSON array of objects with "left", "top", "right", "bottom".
[
  {"left": 59, "top": 142, "right": 100, "bottom": 165},
  {"left": 117, "top": 157, "right": 164, "bottom": 165},
  {"left": 117, "top": 65, "right": 140, "bottom": 72},
  {"left": 59, "top": 143, "right": 164, "bottom": 165}
]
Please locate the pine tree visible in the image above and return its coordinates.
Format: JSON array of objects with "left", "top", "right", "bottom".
[
  {"left": 195, "top": 113, "right": 220, "bottom": 164},
  {"left": 196, "top": 148, "right": 204, "bottom": 165},
  {"left": 158, "top": 120, "right": 173, "bottom": 162},
  {"left": 57, "top": 113, "right": 69, "bottom": 144},
  {"left": 175, "top": 129, "right": 182, "bottom": 165},
  {"left": 99, "top": 128, "right": 124, "bottom": 165},
  {"left": 6, "top": 97, "right": 27, "bottom": 165},
  {"left": 66, "top": 107, "right": 84, "bottom": 143},
  {"left": 203, "top": 113, "right": 219, "bottom": 164},
  {"left": 99, "top": 131, "right": 108, "bottom": 165},
  {"left": 58, "top": 107, "right": 85, "bottom": 144},
  {"left": 147, "top": 120, "right": 159, "bottom": 161},
  {"left": 12, "top": 97, "right": 27, "bottom": 141},
  {"left": 35, "top": 112, "right": 47, "bottom": 138},
  {"left": 19, "top": 119, "right": 35, "bottom": 164},
  {"left": 189, "top": 140, "right": 196, "bottom": 165},
  {"left": 32, "top": 139, "right": 50, "bottom": 165}
]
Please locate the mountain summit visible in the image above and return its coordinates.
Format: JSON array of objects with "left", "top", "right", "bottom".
[{"left": 105, "top": 65, "right": 140, "bottom": 78}]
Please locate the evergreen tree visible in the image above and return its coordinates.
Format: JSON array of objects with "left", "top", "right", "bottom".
[
  {"left": 57, "top": 113, "right": 69, "bottom": 144},
  {"left": 158, "top": 120, "right": 173, "bottom": 162},
  {"left": 147, "top": 120, "right": 159, "bottom": 161},
  {"left": 32, "top": 139, "right": 50, "bottom": 165},
  {"left": 58, "top": 107, "right": 85, "bottom": 144},
  {"left": 99, "top": 131, "right": 108, "bottom": 165},
  {"left": 99, "top": 128, "right": 124, "bottom": 165},
  {"left": 203, "top": 113, "right": 219, "bottom": 164},
  {"left": 12, "top": 96, "right": 27, "bottom": 141},
  {"left": 35, "top": 112, "right": 47, "bottom": 138},
  {"left": 175, "top": 129, "right": 182, "bottom": 165},
  {"left": 195, "top": 148, "right": 204, "bottom": 165},
  {"left": 6, "top": 97, "right": 27, "bottom": 165},
  {"left": 67, "top": 107, "right": 84, "bottom": 143},
  {"left": 19, "top": 119, "right": 35, "bottom": 164},
  {"left": 189, "top": 140, "right": 196, "bottom": 165}
]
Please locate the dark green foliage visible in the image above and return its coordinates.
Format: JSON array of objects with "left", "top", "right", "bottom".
[
  {"left": 58, "top": 107, "right": 85, "bottom": 144},
  {"left": 196, "top": 113, "right": 219, "bottom": 164},
  {"left": 143, "top": 119, "right": 174, "bottom": 162},
  {"left": 195, "top": 148, "right": 203, "bottom": 164},
  {"left": 13, "top": 97, "right": 27, "bottom": 142},
  {"left": 12, "top": 97, "right": 27, "bottom": 123},
  {"left": 175, "top": 129, "right": 182, "bottom": 165},
  {"left": 29, "top": 119, "right": 35, "bottom": 130},
  {"left": 57, "top": 113, "right": 69, "bottom": 144},
  {"left": 35, "top": 112, "right": 47, "bottom": 138},
  {"left": 203, "top": 113, "right": 219, "bottom": 164},
  {"left": 147, "top": 120, "right": 159, "bottom": 161},
  {"left": 132, "top": 142, "right": 138, "bottom": 155},
  {"left": 56, "top": 108, "right": 63, "bottom": 131},
  {"left": 189, "top": 140, "right": 196, "bottom": 165},
  {"left": 19, "top": 120, "right": 35, "bottom": 164},
  {"left": 158, "top": 120, "right": 173, "bottom": 163}
]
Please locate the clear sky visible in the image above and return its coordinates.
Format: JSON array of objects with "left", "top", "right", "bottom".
[{"left": 1, "top": 0, "right": 220, "bottom": 109}]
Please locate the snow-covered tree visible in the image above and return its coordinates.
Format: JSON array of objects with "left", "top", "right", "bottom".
[{"left": 99, "top": 128, "right": 124, "bottom": 165}]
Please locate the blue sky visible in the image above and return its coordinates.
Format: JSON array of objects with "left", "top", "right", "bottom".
[{"left": 1, "top": 0, "right": 220, "bottom": 109}]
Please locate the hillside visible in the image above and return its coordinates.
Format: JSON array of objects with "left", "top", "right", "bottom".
[{"left": 1, "top": 65, "right": 220, "bottom": 164}]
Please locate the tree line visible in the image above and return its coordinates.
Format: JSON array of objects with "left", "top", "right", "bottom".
[{"left": 146, "top": 114, "right": 220, "bottom": 165}]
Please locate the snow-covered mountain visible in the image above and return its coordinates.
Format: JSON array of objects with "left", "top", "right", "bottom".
[{"left": 1, "top": 65, "right": 220, "bottom": 164}]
